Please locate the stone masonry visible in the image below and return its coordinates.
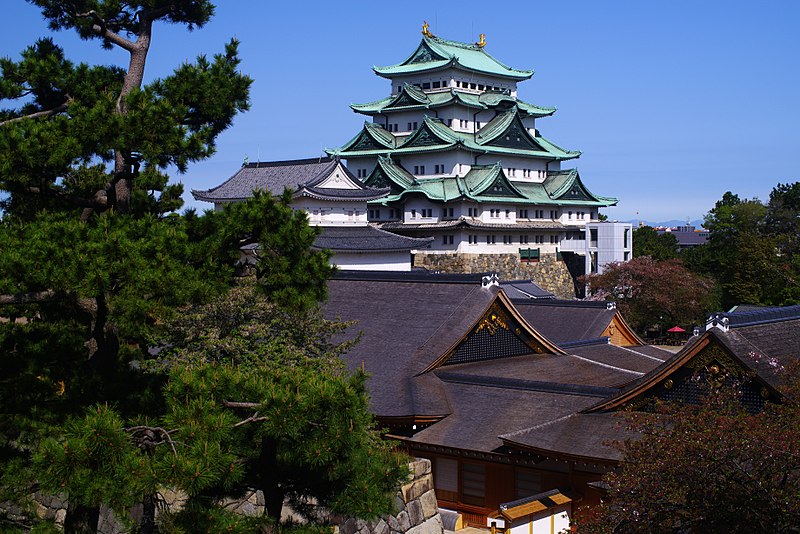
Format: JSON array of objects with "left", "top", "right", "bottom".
[
  {"left": 414, "top": 252, "right": 576, "bottom": 299},
  {"left": 338, "top": 459, "right": 444, "bottom": 534}
]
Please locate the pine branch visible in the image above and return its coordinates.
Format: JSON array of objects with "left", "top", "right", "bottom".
[
  {"left": 0, "top": 290, "right": 97, "bottom": 315},
  {"left": 126, "top": 425, "right": 179, "bottom": 457},
  {"left": 0, "top": 102, "right": 70, "bottom": 127},
  {"left": 74, "top": 8, "right": 136, "bottom": 52}
]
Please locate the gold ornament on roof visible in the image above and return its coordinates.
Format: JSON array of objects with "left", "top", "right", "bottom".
[
  {"left": 477, "top": 33, "right": 486, "bottom": 47},
  {"left": 422, "top": 21, "right": 432, "bottom": 37}
]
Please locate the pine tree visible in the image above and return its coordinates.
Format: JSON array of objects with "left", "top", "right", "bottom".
[{"left": 0, "top": 1, "right": 252, "bottom": 531}]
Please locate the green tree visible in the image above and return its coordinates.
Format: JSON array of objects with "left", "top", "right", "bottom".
[
  {"left": 686, "top": 187, "right": 799, "bottom": 308},
  {"left": 632, "top": 226, "right": 679, "bottom": 260},
  {"left": 0, "top": 1, "right": 252, "bottom": 530},
  {"left": 582, "top": 257, "right": 717, "bottom": 335},
  {"left": 575, "top": 366, "right": 800, "bottom": 533},
  {"left": 151, "top": 282, "right": 407, "bottom": 529}
]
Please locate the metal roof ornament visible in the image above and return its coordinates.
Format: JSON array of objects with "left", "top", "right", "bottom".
[
  {"left": 422, "top": 21, "right": 432, "bottom": 37},
  {"left": 477, "top": 33, "right": 486, "bottom": 48}
]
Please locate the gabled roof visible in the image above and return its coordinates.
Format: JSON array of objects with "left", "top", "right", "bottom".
[
  {"left": 329, "top": 116, "right": 579, "bottom": 161},
  {"left": 312, "top": 226, "right": 432, "bottom": 252},
  {"left": 494, "top": 489, "right": 575, "bottom": 520},
  {"left": 192, "top": 157, "right": 388, "bottom": 203},
  {"left": 476, "top": 110, "right": 548, "bottom": 152},
  {"left": 512, "top": 299, "right": 646, "bottom": 347},
  {"left": 335, "top": 122, "right": 398, "bottom": 153},
  {"left": 351, "top": 85, "right": 555, "bottom": 118},
  {"left": 362, "top": 155, "right": 416, "bottom": 193},
  {"left": 365, "top": 160, "right": 616, "bottom": 208},
  {"left": 374, "top": 34, "right": 533, "bottom": 81},
  {"left": 542, "top": 169, "right": 618, "bottom": 204}
]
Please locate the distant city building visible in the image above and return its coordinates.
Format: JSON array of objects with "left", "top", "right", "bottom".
[{"left": 654, "top": 224, "right": 709, "bottom": 251}]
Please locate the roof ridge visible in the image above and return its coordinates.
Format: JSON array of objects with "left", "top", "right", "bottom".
[{"left": 243, "top": 156, "right": 332, "bottom": 168}]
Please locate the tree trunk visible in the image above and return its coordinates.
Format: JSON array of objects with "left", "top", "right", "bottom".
[
  {"left": 111, "top": 17, "right": 152, "bottom": 214},
  {"left": 64, "top": 502, "right": 99, "bottom": 534},
  {"left": 260, "top": 436, "right": 284, "bottom": 520},
  {"left": 140, "top": 493, "right": 156, "bottom": 534}
]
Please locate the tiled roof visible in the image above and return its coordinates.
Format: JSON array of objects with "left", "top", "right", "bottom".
[
  {"left": 351, "top": 85, "right": 555, "bottom": 118},
  {"left": 501, "top": 280, "right": 555, "bottom": 299},
  {"left": 328, "top": 116, "right": 580, "bottom": 162},
  {"left": 499, "top": 412, "right": 632, "bottom": 463},
  {"left": 192, "top": 157, "right": 387, "bottom": 202},
  {"left": 323, "top": 277, "right": 499, "bottom": 417},
  {"left": 363, "top": 155, "right": 616, "bottom": 208},
  {"left": 512, "top": 299, "right": 617, "bottom": 344},
  {"left": 374, "top": 35, "right": 533, "bottom": 81},
  {"left": 312, "top": 226, "right": 432, "bottom": 252}
]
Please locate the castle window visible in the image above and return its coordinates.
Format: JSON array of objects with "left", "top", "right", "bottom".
[
  {"left": 442, "top": 207, "right": 454, "bottom": 218},
  {"left": 519, "top": 235, "right": 529, "bottom": 244},
  {"left": 550, "top": 235, "right": 558, "bottom": 244},
  {"left": 442, "top": 235, "right": 454, "bottom": 245},
  {"left": 535, "top": 235, "right": 544, "bottom": 244},
  {"left": 432, "top": 81, "right": 441, "bottom": 88},
  {"left": 369, "top": 209, "right": 380, "bottom": 219},
  {"left": 468, "top": 234, "right": 479, "bottom": 244},
  {"left": 468, "top": 207, "right": 479, "bottom": 217},
  {"left": 550, "top": 210, "right": 559, "bottom": 219},
  {"left": 503, "top": 235, "right": 513, "bottom": 244},
  {"left": 407, "top": 122, "right": 413, "bottom": 131},
  {"left": 505, "top": 209, "right": 511, "bottom": 218},
  {"left": 518, "top": 209, "right": 529, "bottom": 218},
  {"left": 422, "top": 82, "right": 431, "bottom": 89},
  {"left": 469, "top": 83, "right": 476, "bottom": 89},
  {"left": 421, "top": 208, "right": 433, "bottom": 218},
  {"left": 486, "top": 235, "right": 496, "bottom": 245},
  {"left": 411, "top": 209, "right": 417, "bottom": 218}
]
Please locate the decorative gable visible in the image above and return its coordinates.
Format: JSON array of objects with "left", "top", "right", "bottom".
[
  {"left": 348, "top": 129, "right": 391, "bottom": 152},
  {"left": 363, "top": 166, "right": 403, "bottom": 194},
  {"left": 590, "top": 336, "right": 779, "bottom": 414},
  {"left": 559, "top": 182, "right": 593, "bottom": 201},
  {"left": 485, "top": 114, "right": 546, "bottom": 151},
  {"left": 421, "top": 293, "right": 564, "bottom": 372},
  {"left": 315, "top": 162, "right": 362, "bottom": 190},
  {"left": 401, "top": 122, "right": 452, "bottom": 149},
  {"left": 406, "top": 42, "right": 445, "bottom": 64},
  {"left": 477, "top": 174, "right": 524, "bottom": 198}
]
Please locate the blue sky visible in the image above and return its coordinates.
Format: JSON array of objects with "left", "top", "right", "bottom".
[{"left": 2, "top": 1, "right": 799, "bottom": 222}]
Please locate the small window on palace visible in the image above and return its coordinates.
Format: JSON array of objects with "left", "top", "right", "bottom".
[
  {"left": 407, "top": 122, "right": 413, "bottom": 131},
  {"left": 411, "top": 209, "right": 417, "bottom": 218},
  {"left": 469, "top": 83, "right": 477, "bottom": 90},
  {"left": 447, "top": 119, "right": 453, "bottom": 127},
  {"left": 442, "top": 235, "right": 454, "bottom": 245},
  {"left": 432, "top": 81, "right": 441, "bottom": 88},
  {"left": 369, "top": 209, "right": 380, "bottom": 219},
  {"left": 461, "top": 463, "right": 486, "bottom": 506},
  {"left": 442, "top": 207, "right": 454, "bottom": 218},
  {"left": 550, "top": 210, "right": 559, "bottom": 219},
  {"left": 568, "top": 211, "right": 573, "bottom": 219},
  {"left": 435, "top": 458, "right": 458, "bottom": 502},
  {"left": 535, "top": 235, "right": 544, "bottom": 244},
  {"left": 476, "top": 121, "right": 482, "bottom": 129},
  {"left": 421, "top": 208, "right": 433, "bottom": 218},
  {"left": 515, "top": 470, "right": 541, "bottom": 499},
  {"left": 505, "top": 209, "right": 511, "bottom": 218},
  {"left": 486, "top": 235, "right": 496, "bottom": 245},
  {"left": 413, "top": 121, "right": 418, "bottom": 130},
  {"left": 519, "top": 235, "right": 529, "bottom": 244},
  {"left": 503, "top": 235, "right": 513, "bottom": 244},
  {"left": 468, "top": 235, "right": 478, "bottom": 244},
  {"left": 468, "top": 207, "right": 479, "bottom": 217},
  {"left": 518, "top": 209, "right": 529, "bottom": 218},
  {"left": 422, "top": 82, "right": 431, "bottom": 89},
  {"left": 550, "top": 235, "right": 558, "bottom": 244}
]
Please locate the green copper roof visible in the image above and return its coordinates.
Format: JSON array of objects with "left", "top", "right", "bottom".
[
  {"left": 366, "top": 159, "right": 616, "bottom": 208},
  {"left": 328, "top": 115, "right": 579, "bottom": 161},
  {"left": 374, "top": 35, "right": 533, "bottom": 81},
  {"left": 351, "top": 85, "right": 556, "bottom": 118}
]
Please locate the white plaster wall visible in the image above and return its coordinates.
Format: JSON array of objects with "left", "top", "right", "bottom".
[
  {"left": 294, "top": 199, "right": 369, "bottom": 226},
  {"left": 331, "top": 251, "right": 412, "bottom": 271},
  {"left": 400, "top": 152, "right": 462, "bottom": 176},
  {"left": 498, "top": 505, "right": 571, "bottom": 534}
]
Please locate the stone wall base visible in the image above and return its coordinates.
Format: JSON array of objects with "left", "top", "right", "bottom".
[{"left": 413, "top": 253, "right": 577, "bottom": 299}]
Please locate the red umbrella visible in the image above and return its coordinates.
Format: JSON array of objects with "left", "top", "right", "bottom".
[{"left": 667, "top": 326, "right": 686, "bottom": 333}]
